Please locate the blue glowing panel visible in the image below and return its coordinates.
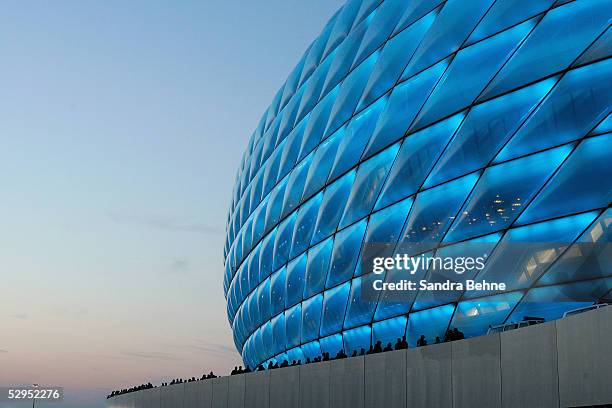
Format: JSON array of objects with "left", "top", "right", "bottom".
[{"left": 225, "top": 0, "right": 612, "bottom": 368}]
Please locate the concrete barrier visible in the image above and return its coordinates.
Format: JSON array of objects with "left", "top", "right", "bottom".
[
  {"left": 228, "top": 373, "right": 245, "bottom": 408},
  {"left": 107, "top": 307, "right": 612, "bottom": 408},
  {"left": 244, "top": 370, "right": 269, "bottom": 408},
  {"left": 500, "top": 321, "right": 558, "bottom": 408},
  {"left": 452, "top": 333, "right": 502, "bottom": 408},
  {"left": 299, "top": 360, "right": 330, "bottom": 408},
  {"left": 406, "top": 342, "right": 452, "bottom": 408},
  {"left": 270, "top": 365, "right": 299, "bottom": 408},
  {"left": 365, "top": 349, "right": 406, "bottom": 408},
  {"left": 184, "top": 379, "right": 211, "bottom": 408},
  {"left": 330, "top": 355, "right": 364, "bottom": 408},
  {"left": 556, "top": 305, "right": 612, "bottom": 407},
  {"left": 160, "top": 383, "right": 183, "bottom": 408},
  {"left": 211, "top": 377, "right": 228, "bottom": 408}
]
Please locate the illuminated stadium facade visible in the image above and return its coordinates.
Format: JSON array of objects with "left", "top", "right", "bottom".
[{"left": 223, "top": 0, "right": 612, "bottom": 368}]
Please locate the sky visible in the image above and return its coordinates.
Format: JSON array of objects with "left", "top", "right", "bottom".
[{"left": 0, "top": 1, "right": 344, "bottom": 407}]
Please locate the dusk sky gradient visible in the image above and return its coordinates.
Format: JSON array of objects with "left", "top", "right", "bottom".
[{"left": 0, "top": 1, "right": 344, "bottom": 407}]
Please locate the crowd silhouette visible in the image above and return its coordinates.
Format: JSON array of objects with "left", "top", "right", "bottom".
[{"left": 108, "top": 328, "right": 466, "bottom": 398}]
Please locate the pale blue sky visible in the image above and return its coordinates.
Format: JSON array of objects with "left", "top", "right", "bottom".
[{"left": 0, "top": 1, "right": 344, "bottom": 407}]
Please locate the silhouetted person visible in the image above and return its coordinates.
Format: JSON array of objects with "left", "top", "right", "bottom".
[
  {"left": 366, "top": 345, "right": 374, "bottom": 355},
  {"left": 453, "top": 328, "right": 465, "bottom": 340},
  {"left": 373, "top": 341, "right": 383, "bottom": 353},
  {"left": 280, "top": 360, "right": 289, "bottom": 367},
  {"left": 383, "top": 342, "right": 393, "bottom": 352},
  {"left": 322, "top": 352, "right": 330, "bottom": 361},
  {"left": 359, "top": 347, "right": 366, "bottom": 356},
  {"left": 306, "top": 357, "right": 311, "bottom": 364},
  {"left": 400, "top": 335, "right": 408, "bottom": 349},
  {"left": 351, "top": 350, "right": 358, "bottom": 357},
  {"left": 417, "top": 335, "right": 427, "bottom": 347},
  {"left": 435, "top": 336, "right": 441, "bottom": 344},
  {"left": 394, "top": 337, "right": 402, "bottom": 350},
  {"left": 444, "top": 329, "right": 453, "bottom": 342}
]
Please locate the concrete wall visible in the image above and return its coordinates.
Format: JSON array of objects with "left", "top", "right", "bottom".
[{"left": 107, "top": 307, "right": 612, "bottom": 408}]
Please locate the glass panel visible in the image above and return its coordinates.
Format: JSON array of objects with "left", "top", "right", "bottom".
[
  {"left": 539, "top": 209, "right": 611, "bottom": 285},
  {"left": 342, "top": 325, "right": 372, "bottom": 355},
  {"left": 325, "top": 51, "right": 379, "bottom": 139},
  {"left": 296, "top": 53, "right": 334, "bottom": 126},
  {"left": 290, "top": 192, "right": 323, "bottom": 259},
  {"left": 402, "top": 0, "right": 495, "bottom": 79},
  {"left": 329, "top": 96, "right": 387, "bottom": 181},
  {"left": 392, "top": 0, "right": 442, "bottom": 36},
  {"left": 358, "top": 9, "right": 438, "bottom": 110},
  {"left": 424, "top": 78, "right": 556, "bottom": 188},
  {"left": 366, "top": 59, "right": 448, "bottom": 159},
  {"left": 301, "top": 340, "right": 322, "bottom": 361},
  {"left": 285, "top": 303, "right": 303, "bottom": 349},
  {"left": 376, "top": 113, "right": 463, "bottom": 209},
  {"left": 509, "top": 278, "right": 612, "bottom": 322},
  {"left": 373, "top": 250, "right": 433, "bottom": 321},
  {"left": 465, "top": 212, "right": 597, "bottom": 299},
  {"left": 258, "top": 230, "right": 276, "bottom": 282},
  {"left": 413, "top": 20, "right": 535, "bottom": 130},
  {"left": 326, "top": 220, "right": 368, "bottom": 288},
  {"left": 261, "top": 321, "right": 274, "bottom": 361},
  {"left": 278, "top": 119, "right": 308, "bottom": 180},
  {"left": 273, "top": 212, "right": 296, "bottom": 271},
  {"left": 299, "top": 86, "right": 339, "bottom": 164},
  {"left": 344, "top": 274, "right": 379, "bottom": 329},
  {"left": 496, "top": 59, "right": 611, "bottom": 162},
  {"left": 468, "top": 0, "right": 555, "bottom": 44},
  {"left": 302, "top": 128, "right": 342, "bottom": 201},
  {"left": 270, "top": 267, "right": 287, "bottom": 317},
  {"left": 301, "top": 294, "right": 324, "bottom": 343},
  {"left": 277, "top": 87, "right": 306, "bottom": 149},
  {"left": 481, "top": 0, "right": 612, "bottom": 100},
  {"left": 339, "top": 143, "right": 400, "bottom": 228},
  {"left": 323, "top": 1, "right": 361, "bottom": 58},
  {"left": 272, "top": 313, "right": 287, "bottom": 354},
  {"left": 262, "top": 143, "right": 284, "bottom": 198},
  {"left": 445, "top": 145, "right": 572, "bottom": 242},
  {"left": 372, "top": 316, "right": 407, "bottom": 350},
  {"left": 286, "top": 346, "right": 306, "bottom": 365},
  {"left": 365, "top": 197, "right": 413, "bottom": 246},
  {"left": 320, "top": 281, "right": 351, "bottom": 337},
  {"left": 280, "top": 51, "right": 307, "bottom": 109},
  {"left": 412, "top": 233, "right": 502, "bottom": 311},
  {"left": 518, "top": 134, "right": 612, "bottom": 224},
  {"left": 281, "top": 153, "right": 313, "bottom": 218},
  {"left": 312, "top": 171, "right": 356, "bottom": 245},
  {"left": 399, "top": 173, "right": 480, "bottom": 252},
  {"left": 321, "top": 18, "right": 369, "bottom": 97},
  {"left": 450, "top": 291, "right": 523, "bottom": 338},
  {"left": 406, "top": 304, "right": 455, "bottom": 347},
  {"left": 351, "top": 0, "right": 409, "bottom": 69},
  {"left": 304, "top": 237, "right": 334, "bottom": 299},
  {"left": 285, "top": 253, "right": 308, "bottom": 309},
  {"left": 574, "top": 26, "right": 612, "bottom": 67},
  {"left": 319, "top": 333, "right": 343, "bottom": 357},
  {"left": 257, "top": 278, "right": 272, "bottom": 324},
  {"left": 592, "top": 113, "right": 612, "bottom": 136}
]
